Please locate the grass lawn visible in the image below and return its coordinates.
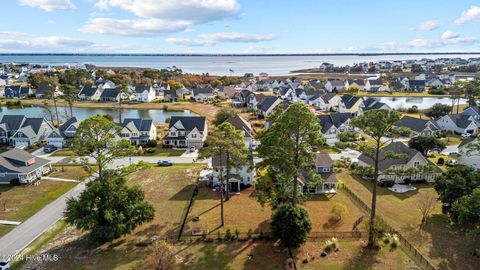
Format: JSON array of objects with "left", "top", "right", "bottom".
[
  {"left": 428, "top": 154, "right": 453, "bottom": 172},
  {"left": 440, "top": 134, "right": 463, "bottom": 146},
  {"left": 0, "top": 166, "right": 92, "bottom": 236},
  {"left": 50, "top": 148, "right": 78, "bottom": 157},
  {"left": 171, "top": 239, "right": 416, "bottom": 270},
  {"left": 337, "top": 171, "right": 480, "bottom": 270},
  {"left": 141, "top": 145, "right": 185, "bottom": 157}
]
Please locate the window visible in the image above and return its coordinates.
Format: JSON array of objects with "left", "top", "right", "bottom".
[
  {"left": 323, "top": 167, "right": 331, "bottom": 172},
  {"left": 414, "top": 161, "right": 420, "bottom": 168}
]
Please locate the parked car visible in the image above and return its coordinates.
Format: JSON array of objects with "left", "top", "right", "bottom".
[
  {"left": 379, "top": 179, "right": 395, "bottom": 188},
  {"left": 461, "top": 133, "right": 472, "bottom": 138},
  {"left": 188, "top": 146, "right": 196, "bottom": 152},
  {"left": 43, "top": 145, "right": 58, "bottom": 153},
  {"left": 446, "top": 160, "right": 457, "bottom": 167},
  {"left": 0, "top": 262, "right": 10, "bottom": 270},
  {"left": 157, "top": 160, "right": 173, "bottom": 166}
]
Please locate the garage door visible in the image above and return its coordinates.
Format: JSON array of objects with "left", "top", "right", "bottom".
[
  {"left": 15, "top": 141, "right": 29, "bottom": 147},
  {"left": 48, "top": 139, "right": 64, "bottom": 148}
]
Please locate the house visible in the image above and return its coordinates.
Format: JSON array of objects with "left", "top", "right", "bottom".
[
  {"left": 338, "top": 94, "right": 363, "bottom": 115},
  {"left": 460, "top": 106, "right": 480, "bottom": 121},
  {"left": 118, "top": 118, "right": 157, "bottom": 146},
  {"left": 365, "top": 79, "right": 385, "bottom": 92},
  {"left": 357, "top": 142, "right": 442, "bottom": 184},
  {"left": 4, "top": 85, "right": 32, "bottom": 99},
  {"left": 324, "top": 80, "right": 345, "bottom": 92},
  {"left": 457, "top": 138, "right": 480, "bottom": 170},
  {"left": 163, "top": 89, "right": 184, "bottom": 102},
  {"left": 394, "top": 116, "right": 440, "bottom": 137},
  {"left": 225, "top": 115, "right": 254, "bottom": 149},
  {"left": 300, "top": 152, "right": 338, "bottom": 194},
  {"left": 133, "top": 84, "right": 155, "bottom": 102},
  {"left": 320, "top": 63, "right": 334, "bottom": 70},
  {"left": 246, "top": 93, "right": 267, "bottom": 110},
  {"left": 236, "top": 89, "right": 255, "bottom": 107},
  {"left": 100, "top": 88, "right": 121, "bottom": 102},
  {"left": 305, "top": 80, "right": 324, "bottom": 91},
  {"left": 163, "top": 116, "right": 207, "bottom": 148},
  {"left": 408, "top": 80, "right": 426, "bottom": 92},
  {"left": 360, "top": 98, "right": 391, "bottom": 113},
  {"left": 216, "top": 85, "right": 238, "bottom": 100},
  {"left": 258, "top": 72, "right": 269, "bottom": 81},
  {"left": 10, "top": 117, "right": 55, "bottom": 147},
  {"left": 0, "top": 115, "right": 25, "bottom": 145},
  {"left": 78, "top": 79, "right": 115, "bottom": 101},
  {"left": 59, "top": 117, "right": 79, "bottom": 138},
  {"left": 313, "top": 93, "right": 341, "bottom": 112},
  {"left": 35, "top": 83, "right": 60, "bottom": 98},
  {"left": 191, "top": 86, "right": 215, "bottom": 102},
  {"left": 292, "top": 89, "right": 323, "bottom": 105},
  {"left": 45, "top": 128, "right": 66, "bottom": 148},
  {"left": 389, "top": 79, "right": 408, "bottom": 92},
  {"left": 436, "top": 113, "right": 480, "bottom": 134},
  {"left": 0, "top": 148, "right": 52, "bottom": 184},
  {"left": 257, "top": 96, "right": 282, "bottom": 118},
  {"left": 426, "top": 78, "right": 446, "bottom": 88},
  {"left": 318, "top": 113, "right": 354, "bottom": 145},
  {"left": 255, "top": 80, "right": 272, "bottom": 91},
  {"left": 211, "top": 153, "right": 255, "bottom": 194},
  {"left": 345, "top": 79, "right": 366, "bottom": 91}
]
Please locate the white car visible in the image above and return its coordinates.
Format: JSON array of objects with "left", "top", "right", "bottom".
[
  {"left": 461, "top": 133, "right": 471, "bottom": 138},
  {"left": 0, "top": 262, "right": 10, "bottom": 270}
]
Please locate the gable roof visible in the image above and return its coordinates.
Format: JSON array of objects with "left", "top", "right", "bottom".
[
  {"left": 446, "top": 114, "right": 477, "bottom": 129},
  {"left": 0, "top": 115, "right": 25, "bottom": 131},
  {"left": 0, "top": 148, "right": 50, "bottom": 174},
  {"left": 257, "top": 96, "right": 280, "bottom": 112},
  {"left": 347, "top": 79, "right": 366, "bottom": 86},
  {"left": 225, "top": 115, "right": 252, "bottom": 138},
  {"left": 458, "top": 137, "right": 476, "bottom": 148},
  {"left": 315, "top": 152, "right": 333, "bottom": 167},
  {"left": 20, "top": 118, "right": 45, "bottom": 134},
  {"left": 341, "top": 94, "right": 361, "bottom": 109},
  {"left": 134, "top": 84, "right": 150, "bottom": 93},
  {"left": 36, "top": 83, "right": 54, "bottom": 95},
  {"left": 120, "top": 118, "right": 154, "bottom": 132},
  {"left": 395, "top": 116, "right": 439, "bottom": 133},
  {"left": 59, "top": 117, "right": 78, "bottom": 134},
  {"left": 362, "top": 97, "right": 390, "bottom": 111},
  {"left": 318, "top": 113, "right": 352, "bottom": 133},
  {"left": 100, "top": 88, "right": 120, "bottom": 98},
  {"left": 192, "top": 86, "right": 214, "bottom": 96},
  {"left": 79, "top": 85, "right": 97, "bottom": 97},
  {"left": 321, "top": 93, "right": 338, "bottom": 103},
  {"left": 169, "top": 116, "right": 206, "bottom": 131}
]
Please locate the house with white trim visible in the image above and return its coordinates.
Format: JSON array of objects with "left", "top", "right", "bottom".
[
  {"left": 163, "top": 116, "right": 207, "bottom": 148},
  {"left": 0, "top": 148, "right": 52, "bottom": 184},
  {"left": 212, "top": 153, "right": 255, "bottom": 194}
]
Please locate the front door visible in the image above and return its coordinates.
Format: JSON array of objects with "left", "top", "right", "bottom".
[{"left": 228, "top": 181, "right": 240, "bottom": 193}]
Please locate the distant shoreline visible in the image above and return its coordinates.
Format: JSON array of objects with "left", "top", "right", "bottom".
[{"left": 1, "top": 52, "right": 480, "bottom": 57}]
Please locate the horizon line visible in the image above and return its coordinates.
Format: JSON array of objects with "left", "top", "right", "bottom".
[{"left": 1, "top": 52, "right": 480, "bottom": 57}]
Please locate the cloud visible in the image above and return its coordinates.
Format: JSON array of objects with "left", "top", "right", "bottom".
[
  {"left": 165, "top": 32, "right": 277, "bottom": 46},
  {"left": 454, "top": 6, "right": 480, "bottom": 25},
  {"left": 0, "top": 35, "right": 93, "bottom": 52},
  {"left": 86, "top": 0, "right": 240, "bottom": 36},
  {"left": 243, "top": 45, "right": 273, "bottom": 54},
  {"left": 80, "top": 18, "right": 190, "bottom": 36},
  {"left": 19, "top": 0, "right": 75, "bottom": 12},
  {"left": 441, "top": 30, "right": 459, "bottom": 40},
  {"left": 409, "top": 20, "right": 439, "bottom": 31},
  {"left": 407, "top": 39, "right": 442, "bottom": 48}
]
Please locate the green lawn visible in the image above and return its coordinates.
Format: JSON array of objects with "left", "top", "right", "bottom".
[
  {"left": 140, "top": 145, "right": 185, "bottom": 157},
  {"left": 0, "top": 166, "right": 92, "bottom": 237},
  {"left": 338, "top": 171, "right": 480, "bottom": 270},
  {"left": 50, "top": 148, "right": 78, "bottom": 157}
]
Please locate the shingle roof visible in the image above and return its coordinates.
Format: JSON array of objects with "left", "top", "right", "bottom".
[
  {"left": 341, "top": 94, "right": 361, "bottom": 109},
  {"left": 395, "top": 116, "right": 439, "bottom": 133},
  {"left": 257, "top": 96, "right": 280, "bottom": 112},
  {"left": 21, "top": 118, "right": 44, "bottom": 134},
  {"left": 318, "top": 113, "right": 352, "bottom": 133},
  {"left": 447, "top": 114, "right": 476, "bottom": 129},
  {"left": 212, "top": 152, "right": 253, "bottom": 167},
  {"left": 169, "top": 116, "right": 206, "bottom": 131},
  {"left": 315, "top": 152, "right": 333, "bottom": 167},
  {"left": 192, "top": 86, "right": 214, "bottom": 96},
  {"left": 100, "top": 88, "right": 120, "bottom": 98},
  {"left": 134, "top": 84, "right": 150, "bottom": 93},
  {"left": 225, "top": 115, "right": 252, "bottom": 138},
  {"left": 79, "top": 85, "right": 97, "bottom": 97},
  {"left": 0, "top": 148, "right": 50, "bottom": 174},
  {"left": 0, "top": 115, "right": 25, "bottom": 131},
  {"left": 59, "top": 117, "right": 78, "bottom": 134},
  {"left": 121, "top": 118, "right": 153, "bottom": 132},
  {"left": 321, "top": 93, "right": 338, "bottom": 103},
  {"left": 458, "top": 137, "right": 475, "bottom": 148},
  {"left": 36, "top": 83, "right": 54, "bottom": 95}
]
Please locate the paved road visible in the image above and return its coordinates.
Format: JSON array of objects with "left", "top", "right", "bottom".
[{"left": 0, "top": 179, "right": 89, "bottom": 259}]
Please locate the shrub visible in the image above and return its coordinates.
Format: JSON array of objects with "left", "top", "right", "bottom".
[
  {"left": 234, "top": 229, "right": 240, "bottom": 240},
  {"left": 428, "top": 88, "right": 447, "bottom": 95},
  {"left": 10, "top": 178, "right": 21, "bottom": 185},
  {"left": 247, "top": 229, "right": 253, "bottom": 239},
  {"left": 437, "top": 157, "right": 445, "bottom": 165},
  {"left": 270, "top": 204, "right": 312, "bottom": 248},
  {"left": 137, "top": 146, "right": 144, "bottom": 155},
  {"left": 407, "top": 106, "right": 419, "bottom": 113},
  {"left": 331, "top": 203, "right": 349, "bottom": 221},
  {"left": 145, "top": 148, "right": 155, "bottom": 154},
  {"left": 162, "top": 105, "right": 169, "bottom": 111},
  {"left": 224, "top": 229, "right": 233, "bottom": 241},
  {"left": 146, "top": 140, "right": 157, "bottom": 148}
]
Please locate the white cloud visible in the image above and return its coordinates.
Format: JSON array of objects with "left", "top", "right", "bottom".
[
  {"left": 87, "top": 0, "right": 240, "bottom": 36},
  {"left": 409, "top": 20, "right": 439, "bottom": 31},
  {"left": 19, "top": 0, "right": 75, "bottom": 12},
  {"left": 407, "top": 39, "right": 442, "bottom": 48},
  {"left": 441, "top": 30, "right": 459, "bottom": 40},
  {"left": 454, "top": 6, "right": 480, "bottom": 25},
  {"left": 165, "top": 32, "right": 277, "bottom": 46},
  {"left": 243, "top": 45, "right": 273, "bottom": 54},
  {"left": 80, "top": 18, "right": 191, "bottom": 36}
]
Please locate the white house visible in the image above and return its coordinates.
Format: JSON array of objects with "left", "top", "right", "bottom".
[
  {"left": 318, "top": 113, "right": 354, "bottom": 145},
  {"left": 163, "top": 116, "right": 207, "bottom": 148},
  {"left": 312, "top": 93, "right": 341, "bottom": 112},
  {"left": 324, "top": 80, "right": 345, "bottom": 92},
  {"left": 393, "top": 116, "right": 440, "bottom": 137},
  {"left": 212, "top": 153, "right": 255, "bottom": 194},
  {"left": 457, "top": 138, "right": 480, "bottom": 170},
  {"left": 1, "top": 117, "right": 55, "bottom": 147},
  {"left": 300, "top": 152, "right": 338, "bottom": 194},
  {"left": 436, "top": 113, "right": 480, "bottom": 134},
  {"left": 133, "top": 84, "right": 156, "bottom": 102},
  {"left": 191, "top": 86, "right": 215, "bottom": 102},
  {"left": 118, "top": 118, "right": 156, "bottom": 146}
]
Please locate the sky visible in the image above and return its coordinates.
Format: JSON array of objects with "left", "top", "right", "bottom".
[{"left": 1, "top": 0, "right": 480, "bottom": 54}]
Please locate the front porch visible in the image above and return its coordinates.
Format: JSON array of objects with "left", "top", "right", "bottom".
[{"left": 19, "top": 163, "right": 52, "bottom": 184}]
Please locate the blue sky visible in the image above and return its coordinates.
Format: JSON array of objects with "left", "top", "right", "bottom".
[{"left": 1, "top": 0, "right": 480, "bottom": 53}]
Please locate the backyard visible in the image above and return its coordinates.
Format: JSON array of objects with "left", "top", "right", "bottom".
[{"left": 337, "top": 171, "right": 480, "bottom": 270}]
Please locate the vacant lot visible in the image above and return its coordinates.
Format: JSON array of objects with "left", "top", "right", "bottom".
[
  {"left": 0, "top": 165, "right": 90, "bottom": 236},
  {"left": 338, "top": 171, "right": 480, "bottom": 270}
]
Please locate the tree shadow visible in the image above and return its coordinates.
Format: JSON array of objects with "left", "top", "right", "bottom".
[
  {"left": 342, "top": 245, "right": 381, "bottom": 270},
  {"left": 169, "top": 184, "right": 197, "bottom": 201},
  {"left": 350, "top": 175, "right": 421, "bottom": 200}
]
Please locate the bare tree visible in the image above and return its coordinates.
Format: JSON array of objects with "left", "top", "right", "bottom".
[{"left": 418, "top": 192, "right": 437, "bottom": 225}]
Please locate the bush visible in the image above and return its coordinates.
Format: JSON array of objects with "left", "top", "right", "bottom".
[
  {"left": 224, "top": 229, "right": 233, "bottom": 241},
  {"left": 324, "top": 237, "right": 338, "bottom": 252},
  {"left": 145, "top": 148, "right": 155, "bottom": 153},
  {"left": 437, "top": 157, "right": 445, "bottom": 165},
  {"left": 247, "top": 229, "right": 253, "bottom": 239},
  {"left": 146, "top": 140, "right": 157, "bottom": 147},
  {"left": 162, "top": 105, "right": 169, "bottom": 111},
  {"left": 137, "top": 146, "right": 144, "bottom": 155},
  {"left": 10, "top": 178, "right": 21, "bottom": 185},
  {"left": 406, "top": 106, "right": 419, "bottom": 113},
  {"left": 428, "top": 88, "right": 447, "bottom": 95}
]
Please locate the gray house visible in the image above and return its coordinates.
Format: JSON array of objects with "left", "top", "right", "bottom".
[
  {"left": 0, "top": 148, "right": 51, "bottom": 184},
  {"left": 0, "top": 115, "right": 54, "bottom": 147}
]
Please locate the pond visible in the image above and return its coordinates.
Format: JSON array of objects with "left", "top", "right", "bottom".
[
  {"left": 371, "top": 96, "right": 468, "bottom": 110},
  {"left": 0, "top": 105, "right": 196, "bottom": 123}
]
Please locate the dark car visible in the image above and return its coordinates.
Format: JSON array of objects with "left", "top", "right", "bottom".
[
  {"left": 379, "top": 179, "right": 395, "bottom": 188},
  {"left": 43, "top": 145, "right": 58, "bottom": 153},
  {"left": 157, "top": 160, "right": 173, "bottom": 166}
]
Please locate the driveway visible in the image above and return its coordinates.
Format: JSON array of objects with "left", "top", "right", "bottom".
[{"left": 330, "top": 148, "right": 362, "bottom": 162}]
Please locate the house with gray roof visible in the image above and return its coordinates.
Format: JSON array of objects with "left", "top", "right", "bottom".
[
  {"left": 133, "top": 84, "right": 155, "bottom": 102},
  {"left": 0, "top": 115, "right": 54, "bottom": 147},
  {"left": 359, "top": 98, "right": 391, "bottom": 113},
  {"left": 118, "top": 118, "right": 156, "bottom": 146},
  {"left": 191, "top": 85, "right": 215, "bottom": 102},
  {"left": 299, "top": 152, "right": 338, "bottom": 194},
  {"left": 345, "top": 79, "right": 366, "bottom": 91},
  {"left": 225, "top": 115, "right": 254, "bottom": 148},
  {"left": 358, "top": 142, "right": 442, "bottom": 184},
  {"left": 436, "top": 113, "right": 480, "bottom": 134},
  {"left": 78, "top": 79, "right": 115, "bottom": 101},
  {"left": 0, "top": 148, "right": 52, "bottom": 184},
  {"left": 457, "top": 138, "right": 480, "bottom": 170},
  {"left": 318, "top": 113, "right": 354, "bottom": 145},
  {"left": 163, "top": 116, "right": 207, "bottom": 148},
  {"left": 211, "top": 152, "right": 255, "bottom": 194},
  {"left": 4, "top": 85, "right": 32, "bottom": 99},
  {"left": 324, "top": 80, "right": 345, "bottom": 92},
  {"left": 163, "top": 89, "right": 184, "bottom": 102},
  {"left": 100, "top": 88, "right": 121, "bottom": 102},
  {"left": 312, "top": 93, "right": 341, "bottom": 112},
  {"left": 339, "top": 94, "right": 364, "bottom": 115},
  {"left": 257, "top": 96, "right": 282, "bottom": 118},
  {"left": 394, "top": 116, "right": 440, "bottom": 137},
  {"left": 46, "top": 117, "right": 79, "bottom": 148}
]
